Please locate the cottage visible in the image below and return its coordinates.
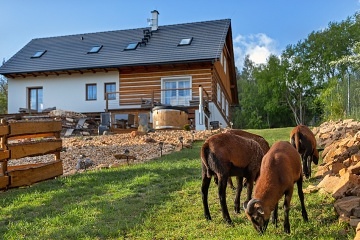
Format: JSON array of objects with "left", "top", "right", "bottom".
[{"left": 0, "top": 10, "right": 238, "bottom": 132}]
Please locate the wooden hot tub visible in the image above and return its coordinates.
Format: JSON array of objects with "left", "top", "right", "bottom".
[{"left": 152, "top": 106, "right": 188, "bottom": 130}]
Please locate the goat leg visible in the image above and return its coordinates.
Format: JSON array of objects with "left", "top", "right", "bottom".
[
  {"left": 228, "top": 177, "right": 236, "bottom": 190},
  {"left": 201, "top": 168, "right": 212, "bottom": 221},
  {"left": 234, "top": 176, "right": 243, "bottom": 213},
  {"left": 297, "top": 178, "right": 309, "bottom": 221},
  {"left": 218, "top": 176, "right": 233, "bottom": 225},
  {"left": 283, "top": 193, "right": 292, "bottom": 234},
  {"left": 307, "top": 155, "right": 312, "bottom": 178},
  {"left": 246, "top": 177, "right": 254, "bottom": 203},
  {"left": 272, "top": 203, "right": 278, "bottom": 227}
]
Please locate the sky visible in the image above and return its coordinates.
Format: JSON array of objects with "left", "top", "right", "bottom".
[{"left": 0, "top": 1, "right": 359, "bottom": 70}]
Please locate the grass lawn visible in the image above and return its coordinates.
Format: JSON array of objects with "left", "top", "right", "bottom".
[{"left": 0, "top": 128, "right": 355, "bottom": 239}]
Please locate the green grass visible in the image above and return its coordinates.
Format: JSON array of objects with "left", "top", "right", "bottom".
[{"left": 0, "top": 128, "right": 355, "bottom": 239}]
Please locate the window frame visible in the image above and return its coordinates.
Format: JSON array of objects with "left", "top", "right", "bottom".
[
  {"left": 86, "top": 83, "right": 97, "bottom": 101},
  {"left": 217, "top": 83, "right": 221, "bottom": 104},
  {"left": 28, "top": 87, "right": 43, "bottom": 112},
  {"left": 161, "top": 76, "right": 192, "bottom": 106},
  {"left": 88, "top": 45, "right": 103, "bottom": 54},
  {"left": 31, "top": 50, "right": 47, "bottom": 58},
  {"left": 104, "top": 82, "right": 116, "bottom": 100},
  {"left": 178, "top": 37, "right": 193, "bottom": 46},
  {"left": 124, "top": 42, "right": 139, "bottom": 50}
]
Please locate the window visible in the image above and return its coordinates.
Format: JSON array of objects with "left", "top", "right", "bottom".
[
  {"left": 28, "top": 87, "right": 43, "bottom": 112},
  {"left": 224, "top": 57, "right": 227, "bottom": 74},
  {"left": 178, "top": 37, "right": 193, "bottom": 46},
  {"left": 124, "top": 42, "right": 139, "bottom": 50},
  {"left": 31, "top": 50, "right": 46, "bottom": 58},
  {"left": 217, "top": 83, "right": 221, "bottom": 104},
  {"left": 225, "top": 100, "right": 229, "bottom": 116},
  {"left": 162, "top": 77, "right": 191, "bottom": 106},
  {"left": 105, "top": 82, "right": 116, "bottom": 100},
  {"left": 86, "top": 84, "right": 97, "bottom": 100},
  {"left": 220, "top": 51, "right": 223, "bottom": 66},
  {"left": 88, "top": 45, "right": 102, "bottom": 53},
  {"left": 222, "top": 92, "right": 226, "bottom": 112}
]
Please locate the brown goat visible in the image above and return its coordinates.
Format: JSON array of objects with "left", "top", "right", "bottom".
[
  {"left": 244, "top": 141, "right": 308, "bottom": 234},
  {"left": 290, "top": 125, "right": 319, "bottom": 178},
  {"left": 226, "top": 129, "right": 270, "bottom": 154},
  {"left": 201, "top": 132, "right": 264, "bottom": 225},
  {"left": 224, "top": 129, "right": 270, "bottom": 189}
]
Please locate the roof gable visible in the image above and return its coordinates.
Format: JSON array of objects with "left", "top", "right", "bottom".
[{"left": 0, "top": 19, "right": 231, "bottom": 75}]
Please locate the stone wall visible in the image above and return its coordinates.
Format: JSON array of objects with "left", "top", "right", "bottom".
[{"left": 311, "top": 119, "right": 360, "bottom": 238}]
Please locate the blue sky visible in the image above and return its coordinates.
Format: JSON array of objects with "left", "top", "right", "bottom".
[{"left": 1, "top": 1, "right": 359, "bottom": 70}]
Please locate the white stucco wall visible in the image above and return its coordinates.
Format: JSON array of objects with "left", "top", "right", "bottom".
[
  {"left": 195, "top": 102, "right": 228, "bottom": 130},
  {"left": 8, "top": 71, "right": 119, "bottom": 113},
  {"left": 208, "top": 102, "right": 228, "bottom": 128}
]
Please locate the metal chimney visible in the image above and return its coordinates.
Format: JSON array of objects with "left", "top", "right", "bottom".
[{"left": 151, "top": 10, "right": 159, "bottom": 31}]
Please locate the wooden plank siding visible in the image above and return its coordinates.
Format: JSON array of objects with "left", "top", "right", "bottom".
[
  {"left": 212, "top": 60, "right": 234, "bottom": 122},
  {"left": 119, "top": 66, "right": 213, "bottom": 106}
]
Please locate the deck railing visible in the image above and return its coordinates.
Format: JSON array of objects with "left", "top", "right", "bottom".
[{"left": 105, "top": 86, "right": 210, "bottom": 112}]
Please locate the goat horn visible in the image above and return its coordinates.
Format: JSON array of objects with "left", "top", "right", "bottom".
[{"left": 246, "top": 198, "right": 261, "bottom": 214}]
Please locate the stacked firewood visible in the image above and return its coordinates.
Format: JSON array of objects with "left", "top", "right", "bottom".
[
  {"left": 48, "top": 109, "right": 99, "bottom": 136},
  {"left": 309, "top": 119, "right": 360, "bottom": 234}
]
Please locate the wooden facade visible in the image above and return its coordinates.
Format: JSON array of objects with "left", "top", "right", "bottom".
[
  {"left": 105, "top": 54, "right": 236, "bottom": 132},
  {"left": 118, "top": 63, "right": 213, "bottom": 106}
]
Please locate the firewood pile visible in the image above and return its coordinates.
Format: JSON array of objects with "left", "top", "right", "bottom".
[
  {"left": 310, "top": 119, "right": 360, "bottom": 234},
  {"left": 48, "top": 109, "right": 100, "bottom": 136}
]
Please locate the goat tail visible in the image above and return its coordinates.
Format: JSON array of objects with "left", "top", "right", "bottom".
[
  {"left": 291, "top": 131, "right": 301, "bottom": 151},
  {"left": 201, "top": 142, "right": 212, "bottom": 178}
]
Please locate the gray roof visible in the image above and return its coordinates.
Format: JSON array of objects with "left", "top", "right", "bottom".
[{"left": 0, "top": 19, "right": 231, "bottom": 75}]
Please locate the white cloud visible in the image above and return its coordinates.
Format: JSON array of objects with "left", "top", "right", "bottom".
[{"left": 233, "top": 33, "right": 280, "bottom": 71}]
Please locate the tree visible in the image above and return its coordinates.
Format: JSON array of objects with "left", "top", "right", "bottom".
[
  {"left": 254, "top": 54, "right": 293, "bottom": 127},
  {"left": 235, "top": 11, "right": 360, "bottom": 127},
  {"left": 234, "top": 56, "right": 267, "bottom": 128}
]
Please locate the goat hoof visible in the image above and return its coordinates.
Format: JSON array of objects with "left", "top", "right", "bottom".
[{"left": 225, "top": 219, "right": 234, "bottom": 226}]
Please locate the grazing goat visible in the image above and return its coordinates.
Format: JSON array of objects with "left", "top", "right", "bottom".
[
  {"left": 201, "top": 132, "right": 264, "bottom": 225},
  {"left": 224, "top": 129, "right": 270, "bottom": 189},
  {"left": 244, "top": 141, "right": 308, "bottom": 234},
  {"left": 290, "top": 125, "right": 319, "bottom": 178}
]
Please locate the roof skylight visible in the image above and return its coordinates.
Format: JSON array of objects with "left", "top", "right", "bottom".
[
  {"left": 178, "top": 37, "right": 193, "bottom": 46},
  {"left": 124, "top": 42, "right": 139, "bottom": 50},
  {"left": 31, "top": 50, "right": 46, "bottom": 58},
  {"left": 88, "top": 45, "right": 103, "bottom": 53}
]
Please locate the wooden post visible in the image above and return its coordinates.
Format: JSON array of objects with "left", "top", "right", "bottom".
[
  {"left": 105, "top": 93, "right": 109, "bottom": 112},
  {"left": 151, "top": 90, "right": 155, "bottom": 109},
  {"left": 0, "top": 119, "right": 8, "bottom": 176}
]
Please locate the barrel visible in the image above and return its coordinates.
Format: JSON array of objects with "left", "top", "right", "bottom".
[{"left": 152, "top": 106, "right": 188, "bottom": 130}]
